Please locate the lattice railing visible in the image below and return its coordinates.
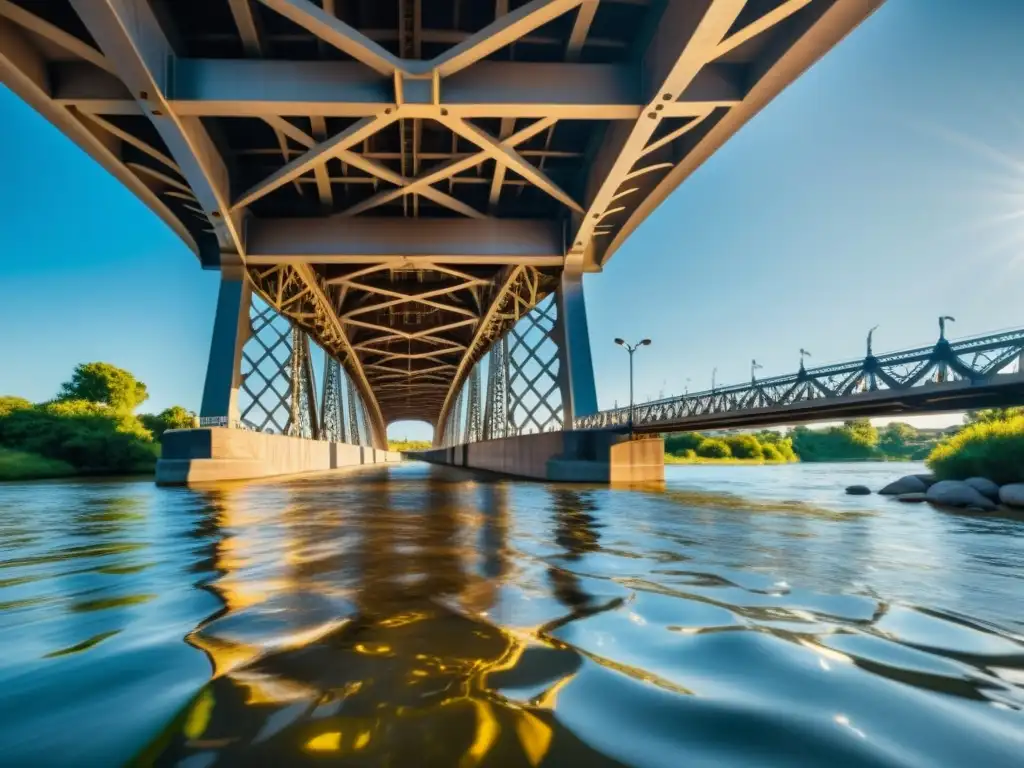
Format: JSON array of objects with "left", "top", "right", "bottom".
[{"left": 575, "top": 327, "right": 1024, "bottom": 430}]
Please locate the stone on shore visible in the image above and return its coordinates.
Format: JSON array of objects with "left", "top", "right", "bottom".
[
  {"left": 879, "top": 475, "right": 928, "bottom": 495},
  {"left": 912, "top": 474, "right": 938, "bottom": 488},
  {"left": 845, "top": 485, "right": 871, "bottom": 496},
  {"left": 964, "top": 477, "right": 1000, "bottom": 501},
  {"left": 998, "top": 483, "right": 1024, "bottom": 508},
  {"left": 896, "top": 492, "right": 927, "bottom": 503},
  {"left": 925, "top": 480, "right": 996, "bottom": 511}
]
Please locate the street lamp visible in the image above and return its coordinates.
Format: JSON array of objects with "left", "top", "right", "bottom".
[
  {"left": 615, "top": 337, "right": 651, "bottom": 429},
  {"left": 712, "top": 367, "right": 717, "bottom": 393}
]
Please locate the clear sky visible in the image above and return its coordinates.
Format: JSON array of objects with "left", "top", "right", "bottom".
[{"left": 2, "top": 0, "right": 1022, "bottom": 444}]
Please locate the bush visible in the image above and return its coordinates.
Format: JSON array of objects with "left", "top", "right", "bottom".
[
  {"left": 0, "top": 396, "right": 32, "bottom": 417},
  {"left": 761, "top": 444, "right": 782, "bottom": 461},
  {"left": 724, "top": 434, "right": 764, "bottom": 460},
  {"left": 927, "top": 415, "right": 1024, "bottom": 484},
  {"left": 664, "top": 432, "right": 703, "bottom": 456},
  {"left": 140, "top": 406, "right": 197, "bottom": 437},
  {"left": 696, "top": 438, "right": 731, "bottom": 459},
  {"left": 0, "top": 447, "right": 76, "bottom": 481},
  {"left": 58, "top": 362, "right": 148, "bottom": 412}
]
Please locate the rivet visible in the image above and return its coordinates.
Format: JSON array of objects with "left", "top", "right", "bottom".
[
  {"left": 139, "top": 90, "right": 148, "bottom": 100},
  {"left": 384, "top": 108, "right": 392, "bottom": 114},
  {"left": 662, "top": 93, "right": 672, "bottom": 100},
  {"left": 655, "top": 104, "right": 664, "bottom": 111},
  {"left": 647, "top": 111, "right": 657, "bottom": 119},
  {"left": 441, "top": 108, "right": 449, "bottom": 116},
  {"left": 575, "top": 241, "right": 582, "bottom": 246},
  {"left": 211, "top": 211, "right": 222, "bottom": 219},
  {"left": 592, "top": 214, "right": 600, "bottom": 219},
  {"left": 151, "top": 109, "right": 163, "bottom": 116}
]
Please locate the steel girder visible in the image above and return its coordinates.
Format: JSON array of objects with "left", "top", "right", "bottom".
[
  {"left": 576, "top": 328, "right": 1024, "bottom": 432},
  {"left": 1, "top": 0, "right": 884, "bottom": 431}
]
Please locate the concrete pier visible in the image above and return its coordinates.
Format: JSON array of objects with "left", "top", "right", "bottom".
[
  {"left": 415, "top": 430, "right": 664, "bottom": 484},
  {"left": 156, "top": 427, "right": 401, "bottom": 485}
]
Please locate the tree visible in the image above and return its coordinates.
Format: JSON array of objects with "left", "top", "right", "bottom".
[
  {"left": 59, "top": 362, "right": 148, "bottom": 412},
  {"left": 928, "top": 414, "right": 1024, "bottom": 484},
  {"left": 664, "top": 431, "right": 703, "bottom": 456},
  {"left": 965, "top": 407, "right": 1024, "bottom": 425},
  {"left": 140, "top": 406, "right": 196, "bottom": 437},
  {"left": 0, "top": 396, "right": 32, "bottom": 417},
  {"left": 696, "top": 438, "right": 731, "bottom": 459},
  {"left": 724, "top": 434, "right": 764, "bottom": 459},
  {"left": 879, "top": 422, "right": 917, "bottom": 458}
]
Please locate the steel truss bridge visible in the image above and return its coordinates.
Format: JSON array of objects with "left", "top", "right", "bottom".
[
  {"left": 573, "top": 328, "right": 1024, "bottom": 434},
  {"left": 0, "top": 0, "right": 885, "bottom": 448}
]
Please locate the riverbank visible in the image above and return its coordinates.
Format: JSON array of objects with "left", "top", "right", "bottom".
[
  {"left": 0, "top": 448, "right": 76, "bottom": 481},
  {"left": 664, "top": 454, "right": 791, "bottom": 466}
]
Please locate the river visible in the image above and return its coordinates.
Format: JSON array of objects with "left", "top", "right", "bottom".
[{"left": 0, "top": 461, "right": 1022, "bottom": 767}]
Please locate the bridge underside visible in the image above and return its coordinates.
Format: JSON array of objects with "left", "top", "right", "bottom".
[{"left": 0, "top": 0, "right": 883, "bottom": 438}]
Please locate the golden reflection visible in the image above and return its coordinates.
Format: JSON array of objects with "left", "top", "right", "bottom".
[{"left": 147, "top": 470, "right": 617, "bottom": 766}]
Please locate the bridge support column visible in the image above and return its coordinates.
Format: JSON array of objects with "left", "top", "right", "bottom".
[
  {"left": 555, "top": 270, "right": 598, "bottom": 425},
  {"left": 199, "top": 267, "right": 251, "bottom": 424}
]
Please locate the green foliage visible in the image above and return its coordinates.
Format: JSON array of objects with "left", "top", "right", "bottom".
[
  {"left": 59, "top": 362, "right": 149, "bottom": 412},
  {"left": 388, "top": 439, "right": 432, "bottom": 452},
  {"left": 664, "top": 432, "right": 703, "bottom": 455},
  {"left": 140, "top": 406, "right": 196, "bottom": 437},
  {"left": 696, "top": 438, "right": 731, "bottom": 459},
  {"left": 790, "top": 422, "right": 879, "bottom": 462},
  {"left": 964, "top": 407, "right": 1024, "bottom": 424},
  {"left": 761, "top": 444, "right": 782, "bottom": 461},
  {"left": 0, "top": 447, "right": 76, "bottom": 481},
  {"left": 723, "top": 434, "right": 764, "bottom": 460},
  {"left": 927, "top": 414, "right": 1024, "bottom": 484},
  {"left": 0, "top": 396, "right": 32, "bottom": 418}
]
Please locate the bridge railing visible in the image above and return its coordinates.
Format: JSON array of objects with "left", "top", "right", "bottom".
[{"left": 575, "top": 327, "right": 1024, "bottom": 431}]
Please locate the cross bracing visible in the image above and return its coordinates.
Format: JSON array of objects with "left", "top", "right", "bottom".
[{"left": 0, "top": 0, "right": 884, "bottom": 434}]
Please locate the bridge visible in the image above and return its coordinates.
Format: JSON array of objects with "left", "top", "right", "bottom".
[{"left": 0, "top": 0, "right": 890, "bottom": 482}]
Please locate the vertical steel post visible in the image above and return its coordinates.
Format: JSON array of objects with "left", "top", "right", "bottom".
[
  {"left": 200, "top": 267, "right": 251, "bottom": 424},
  {"left": 554, "top": 269, "right": 598, "bottom": 427}
]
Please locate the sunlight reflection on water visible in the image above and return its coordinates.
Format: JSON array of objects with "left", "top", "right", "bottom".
[{"left": 0, "top": 462, "right": 1022, "bottom": 767}]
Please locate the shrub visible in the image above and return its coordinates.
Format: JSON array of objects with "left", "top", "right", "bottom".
[
  {"left": 140, "top": 406, "right": 197, "bottom": 437},
  {"left": 927, "top": 415, "right": 1024, "bottom": 484},
  {"left": 664, "top": 432, "right": 703, "bottom": 456},
  {"left": 761, "top": 444, "right": 782, "bottom": 461},
  {"left": 0, "top": 396, "right": 32, "bottom": 417},
  {"left": 58, "top": 362, "right": 148, "bottom": 412},
  {"left": 696, "top": 438, "right": 731, "bottom": 459},
  {"left": 724, "top": 434, "right": 764, "bottom": 460}
]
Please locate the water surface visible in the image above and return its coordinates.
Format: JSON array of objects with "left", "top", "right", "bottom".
[{"left": 1, "top": 462, "right": 1022, "bottom": 766}]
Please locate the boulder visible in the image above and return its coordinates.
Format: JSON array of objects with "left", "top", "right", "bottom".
[
  {"left": 896, "top": 493, "right": 927, "bottom": 503},
  {"left": 913, "top": 474, "right": 938, "bottom": 488},
  {"left": 925, "top": 480, "right": 997, "bottom": 511},
  {"left": 998, "top": 483, "right": 1024, "bottom": 509},
  {"left": 845, "top": 485, "right": 871, "bottom": 496},
  {"left": 964, "top": 477, "right": 1000, "bottom": 501},
  {"left": 879, "top": 475, "right": 928, "bottom": 495}
]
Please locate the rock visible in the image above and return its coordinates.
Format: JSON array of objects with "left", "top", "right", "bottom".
[
  {"left": 925, "top": 480, "right": 997, "bottom": 511},
  {"left": 879, "top": 475, "right": 928, "bottom": 495},
  {"left": 964, "top": 477, "right": 1000, "bottom": 501},
  {"left": 896, "top": 492, "right": 927, "bottom": 503},
  {"left": 999, "top": 483, "right": 1024, "bottom": 508},
  {"left": 845, "top": 485, "right": 871, "bottom": 496},
  {"left": 912, "top": 474, "right": 938, "bottom": 488}
]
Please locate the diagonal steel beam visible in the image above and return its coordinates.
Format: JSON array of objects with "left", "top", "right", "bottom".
[
  {"left": 714, "top": 0, "right": 812, "bottom": 59},
  {"left": 232, "top": 112, "right": 397, "bottom": 210},
  {"left": 228, "top": 0, "right": 265, "bottom": 56},
  {"left": 263, "top": 115, "right": 484, "bottom": 218},
  {"left": 566, "top": 0, "right": 598, "bottom": 60},
  {"left": 0, "top": 0, "right": 114, "bottom": 73},
  {"left": 0, "top": 15, "right": 198, "bottom": 258},
  {"left": 429, "top": 0, "right": 584, "bottom": 77},
  {"left": 68, "top": 0, "right": 244, "bottom": 258},
  {"left": 255, "top": 0, "right": 406, "bottom": 76},
  {"left": 339, "top": 117, "right": 557, "bottom": 217}
]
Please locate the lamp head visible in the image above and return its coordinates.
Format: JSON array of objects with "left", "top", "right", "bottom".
[
  {"left": 640, "top": 338, "right": 652, "bottom": 346},
  {"left": 614, "top": 338, "right": 625, "bottom": 346}
]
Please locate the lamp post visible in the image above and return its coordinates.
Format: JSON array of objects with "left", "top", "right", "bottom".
[
  {"left": 712, "top": 367, "right": 717, "bottom": 393},
  {"left": 614, "top": 337, "right": 651, "bottom": 429}
]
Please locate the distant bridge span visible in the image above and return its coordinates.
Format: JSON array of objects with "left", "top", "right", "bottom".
[{"left": 574, "top": 328, "right": 1024, "bottom": 434}]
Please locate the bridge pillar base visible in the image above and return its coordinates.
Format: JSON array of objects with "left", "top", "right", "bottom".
[
  {"left": 416, "top": 431, "right": 664, "bottom": 484},
  {"left": 156, "top": 427, "right": 402, "bottom": 486}
]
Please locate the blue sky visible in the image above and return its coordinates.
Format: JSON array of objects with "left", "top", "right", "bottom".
[{"left": 2, "top": 0, "right": 1023, "bottom": 443}]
